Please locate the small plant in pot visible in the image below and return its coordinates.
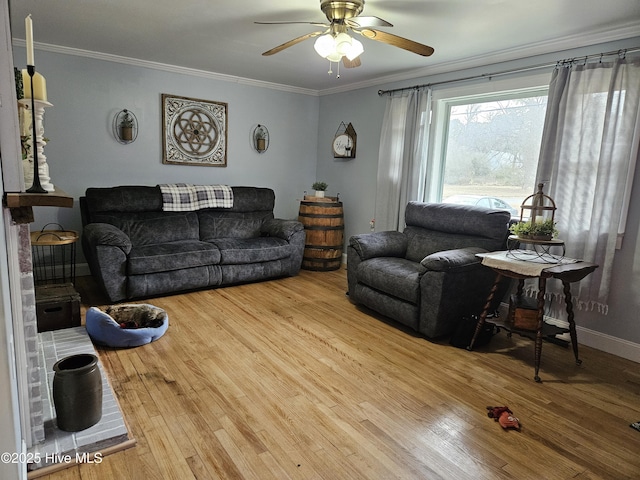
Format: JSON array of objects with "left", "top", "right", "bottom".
[
  {"left": 510, "top": 219, "right": 559, "bottom": 241},
  {"left": 312, "top": 181, "right": 328, "bottom": 198}
]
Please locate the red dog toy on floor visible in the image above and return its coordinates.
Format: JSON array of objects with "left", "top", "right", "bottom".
[{"left": 487, "top": 406, "right": 521, "bottom": 430}]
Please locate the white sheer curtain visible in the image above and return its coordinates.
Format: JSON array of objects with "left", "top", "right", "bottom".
[
  {"left": 374, "top": 88, "right": 431, "bottom": 231},
  {"left": 536, "top": 56, "right": 640, "bottom": 312}
]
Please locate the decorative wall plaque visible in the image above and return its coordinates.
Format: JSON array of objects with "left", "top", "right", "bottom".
[
  {"left": 332, "top": 121, "right": 357, "bottom": 158},
  {"left": 162, "top": 94, "right": 228, "bottom": 167}
]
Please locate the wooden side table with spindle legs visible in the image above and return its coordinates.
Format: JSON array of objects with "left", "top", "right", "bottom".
[{"left": 468, "top": 251, "right": 598, "bottom": 382}]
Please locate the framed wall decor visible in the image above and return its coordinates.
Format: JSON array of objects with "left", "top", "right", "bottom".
[
  {"left": 162, "top": 94, "right": 228, "bottom": 167},
  {"left": 332, "top": 121, "right": 357, "bottom": 158}
]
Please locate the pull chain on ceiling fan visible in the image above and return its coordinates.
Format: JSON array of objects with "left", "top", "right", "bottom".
[{"left": 255, "top": 0, "right": 434, "bottom": 76}]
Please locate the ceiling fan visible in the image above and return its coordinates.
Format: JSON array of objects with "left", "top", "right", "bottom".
[{"left": 256, "top": 0, "right": 434, "bottom": 71}]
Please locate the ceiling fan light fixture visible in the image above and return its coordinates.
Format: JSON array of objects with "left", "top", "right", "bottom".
[
  {"left": 314, "top": 31, "right": 364, "bottom": 63},
  {"left": 345, "top": 38, "right": 364, "bottom": 60},
  {"left": 334, "top": 32, "right": 353, "bottom": 56},
  {"left": 314, "top": 34, "right": 336, "bottom": 58},
  {"left": 326, "top": 51, "right": 343, "bottom": 63}
]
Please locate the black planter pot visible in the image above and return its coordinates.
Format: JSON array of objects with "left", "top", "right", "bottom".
[{"left": 52, "top": 353, "right": 102, "bottom": 432}]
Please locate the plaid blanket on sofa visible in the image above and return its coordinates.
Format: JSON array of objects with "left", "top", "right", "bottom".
[{"left": 159, "top": 184, "right": 234, "bottom": 211}]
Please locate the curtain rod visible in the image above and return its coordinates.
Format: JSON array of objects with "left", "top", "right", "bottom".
[{"left": 378, "top": 47, "right": 640, "bottom": 96}]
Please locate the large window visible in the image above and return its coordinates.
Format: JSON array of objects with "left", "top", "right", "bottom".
[{"left": 426, "top": 76, "right": 550, "bottom": 218}]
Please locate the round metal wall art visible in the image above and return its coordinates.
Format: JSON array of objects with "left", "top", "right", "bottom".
[
  {"left": 171, "top": 106, "right": 219, "bottom": 156},
  {"left": 162, "top": 94, "right": 228, "bottom": 167}
]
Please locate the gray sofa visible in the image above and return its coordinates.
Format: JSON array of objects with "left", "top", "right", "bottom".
[
  {"left": 80, "top": 185, "right": 305, "bottom": 302},
  {"left": 347, "top": 202, "right": 511, "bottom": 338}
]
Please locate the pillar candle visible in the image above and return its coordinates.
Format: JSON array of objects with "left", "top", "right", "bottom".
[
  {"left": 21, "top": 69, "right": 47, "bottom": 102},
  {"left": 25, "top": 14, "right": 34, "bottom": 66}
]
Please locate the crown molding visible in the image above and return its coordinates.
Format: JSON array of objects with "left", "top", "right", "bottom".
[{"left": 11, "top": 39, "right": 320, "bottom": 97}]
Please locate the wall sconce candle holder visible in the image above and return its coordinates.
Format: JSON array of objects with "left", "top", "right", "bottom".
[
  {"left": 252, "top": 124, "right": 269, "bottom": 153},
  {"left": 113, "top": 109, "right": 138, "bottom": 144}
]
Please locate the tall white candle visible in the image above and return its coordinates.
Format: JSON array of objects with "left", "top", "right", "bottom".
[{"left": 25, "top": 14, "right": 34, "bottom": 66}]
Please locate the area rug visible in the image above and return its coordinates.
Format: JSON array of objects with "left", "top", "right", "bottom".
[{"left": 27, "top": 326, "right": 135, "bottom": 478}]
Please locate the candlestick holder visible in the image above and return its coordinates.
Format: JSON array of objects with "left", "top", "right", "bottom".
[{"left": 25, "top": 65, "right": 47, "bottom": 193}]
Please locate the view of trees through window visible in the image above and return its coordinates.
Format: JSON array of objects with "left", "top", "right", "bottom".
[{"left": 441, "top": 92, "right": 548, "bottom": 218}]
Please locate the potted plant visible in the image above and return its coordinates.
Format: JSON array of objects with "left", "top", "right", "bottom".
[
  {"left": 120, "top": 111, "right": 134, "bottom": 141},
  {"left": 312, "top": 181, "right": 328, "bottom": 198},
  {"left": 510, "top": 219, "right": 558, "bottom": 241}
]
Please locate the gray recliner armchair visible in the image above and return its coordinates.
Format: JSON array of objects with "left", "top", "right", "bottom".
[{"left": 347, "top": 202, "right": 511, "bottom": 338}]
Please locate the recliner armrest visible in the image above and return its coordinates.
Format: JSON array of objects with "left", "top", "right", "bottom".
[
  {"left": 349, "top": 231, "right": 407, "bottom": 260},
  {"left": 420, "top": 247, "right": 488, "bottom": 272},
  {"left": 261, "top": 218, "right": 304, "bottom": 241},
  {"left": 83, "top": 223, "right": 132, "bottom": 254}
]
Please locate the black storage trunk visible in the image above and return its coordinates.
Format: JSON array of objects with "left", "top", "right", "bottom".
[{"left": 35, "top": 283, "right": 81, "bottom": 332}]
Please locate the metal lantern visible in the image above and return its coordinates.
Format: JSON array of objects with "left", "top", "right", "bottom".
[{"left": 519, "top": 183, "right": 556, "bottom": 225}]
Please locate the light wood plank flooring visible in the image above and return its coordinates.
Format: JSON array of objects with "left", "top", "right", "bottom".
[{"left": 41, "top": 269, "right": 640, "bottom": 479}]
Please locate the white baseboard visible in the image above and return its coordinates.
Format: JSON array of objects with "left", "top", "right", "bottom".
[
  {"left": 497, "top": 302, "right": 640, "bottom": 364},
  {"left": 573, "top": 326, "right": 640, "bottom": 363}
]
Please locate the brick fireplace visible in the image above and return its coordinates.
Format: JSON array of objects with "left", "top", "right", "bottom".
[
  {"left": 16, "top": 222, "right": 46, "bottom": 446},
  {"left": 3, "top": 190, "right": 75, "bottom": 448}
]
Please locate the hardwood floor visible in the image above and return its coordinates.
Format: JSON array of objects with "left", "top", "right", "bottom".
[{"left": 40, "top": 269, "right": 640, "bottom": 479}]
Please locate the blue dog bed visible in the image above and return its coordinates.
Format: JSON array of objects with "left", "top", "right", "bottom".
[{"left": 85, "top": 304, "right": 169, "bottom": 348}]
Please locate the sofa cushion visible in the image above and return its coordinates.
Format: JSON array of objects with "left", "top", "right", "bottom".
[
  {"left": 405, "top": 202, "right": 510, "bottom": 241},
  {"left": 84, "top": 186, "right": 163, "bottom": 216},
  {"left": 213, "top": 237, "right": 290, "bottom": 264},
  {"left": 405, "top": 229, "right": 504, "bottom": 263},
  {"left": 198, "top": 211, "right": 273, "bottom": 240},
  {"left": 228, "top": 187, "right": 275, "bottom": 212},
  {"left": 356, "top": 257, "right": 425, "bottom": 304},
  {"left": 128, "top": 240, "right": 221, "bottom": 275},
  {"left": 353, "top": 283, "right": 419, "bottom": 331},
  {"left": 221, "top": 259, "right": 288, "bottom": 285},
  {"left": 128, "top": 265, "right": 222, "bottom": 299},
  {"left": 93, "top": 211, "right": 200, "bottom": 246}
]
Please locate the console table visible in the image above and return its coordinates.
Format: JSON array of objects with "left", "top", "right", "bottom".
[{"left": 468, "top": 250, "right": 598, "bottom": 382}]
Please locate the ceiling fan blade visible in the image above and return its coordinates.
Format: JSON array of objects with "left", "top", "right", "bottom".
[
  {"left": 346, "top": 16, "right": 392, "bottom": 28},
  {"left": 342, "top": 56, "right": 361, "bottom": 68},
  {"left": 255, "top": 21, "right": 328, "bottom": 27},
  {"left": 357, "top": 29, "right": 434, "bottom": 56},
  {"left": 262, "top": 31, "right": 324, "bottom": 56}
]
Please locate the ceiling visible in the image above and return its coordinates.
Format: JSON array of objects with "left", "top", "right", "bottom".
[{"left": 9, "top": 0, "right": 640, "bottom": 94}]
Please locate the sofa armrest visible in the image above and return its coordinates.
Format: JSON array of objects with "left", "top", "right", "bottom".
[
  {"left": 82, "top": 223, "right": 131, "bottom": 302},
  {"left": 420, "top": 247, "right": 488, "bottom": 272},
  {"left": 349, "top": 231, "right": 407, "bottom": 260},
  {"left": 83, "top": 223, "right": 132, "bottom": 254},
  {"left": 261, "top": 218, "right": 305, "bottom": 241}
]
